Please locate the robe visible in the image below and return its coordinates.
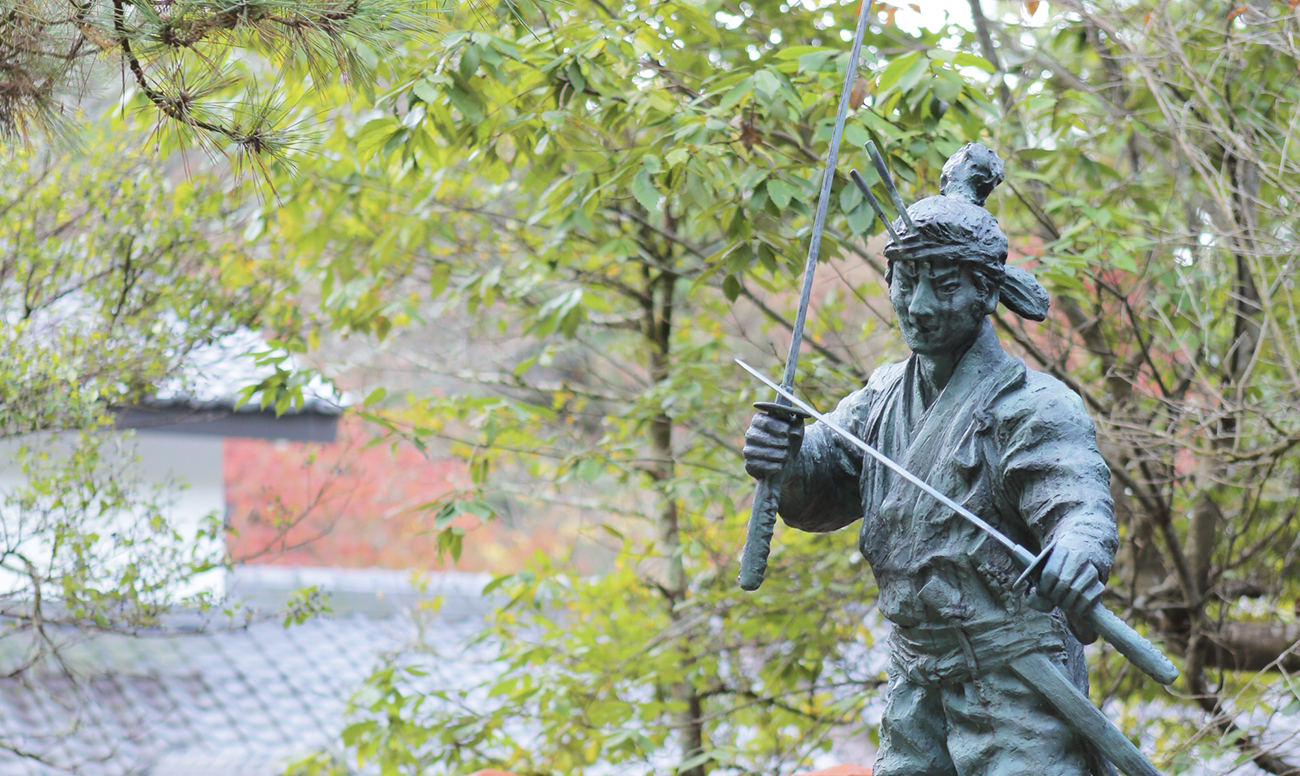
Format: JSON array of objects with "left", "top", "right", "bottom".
[
  {"left": 776, "top": 320, "right": 1117, "bottom": 634},
  {"left": 774, "top": 320, "right": 1120, "bottom": 776}
]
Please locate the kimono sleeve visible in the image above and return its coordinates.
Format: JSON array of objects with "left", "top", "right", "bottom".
[
  {"left": 997, "top": 377, "right": 1119, "bottom": 579},
  {"left": 774, "top": 385, "right": 871, "bottom": 534}
]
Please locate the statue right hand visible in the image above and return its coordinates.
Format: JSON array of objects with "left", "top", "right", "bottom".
[{"left": 743, "top": 412, "right": 805, "bottom": 480}]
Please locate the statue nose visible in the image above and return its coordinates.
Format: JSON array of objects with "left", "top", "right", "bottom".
[{"left": 908, "top": 282, "right": 938, "bottom": 320}]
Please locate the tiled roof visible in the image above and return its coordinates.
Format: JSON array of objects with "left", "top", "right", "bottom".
[
  {"left": 0, "top": 570, "right": 495, "bottom": 776},
  {"left": 155, "top": 329, "right": 344, "bottom": 410}
]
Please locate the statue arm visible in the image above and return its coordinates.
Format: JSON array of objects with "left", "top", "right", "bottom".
[
  {"left": 999, "top": 386, "right": 1119, "bottom": 580},
  {"left": 774, "top": 388, "right": 869, "bottom": 534}
]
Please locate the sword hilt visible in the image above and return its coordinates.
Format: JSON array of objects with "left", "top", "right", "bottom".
[
  {"left": 738, "top": 401, "right": 811, "bottom": 591},
  {"left": 1012, "top": 541, "right": 1180, "bottom": 685},
  {"left": 1079, "top": 587, "right": 1180, "bottom": 685}
]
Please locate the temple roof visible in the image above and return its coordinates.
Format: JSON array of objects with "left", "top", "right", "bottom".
[{"left": 0, "top": 569, "right": 495, "bottom": 776}]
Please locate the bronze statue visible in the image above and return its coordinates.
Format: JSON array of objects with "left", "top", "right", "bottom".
[{"left": 738, "top": 143, "right": 1174, "bottom": 776}]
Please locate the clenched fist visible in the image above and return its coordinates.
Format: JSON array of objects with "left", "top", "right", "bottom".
[
  {"left": 742, "top": 411, "right": 805, "bottom": 480},
  {"left": 1026, "top": 540, "right": 1106, "bottom": 642},
  {"left": 1034, "top": 542, "right": 1103, "bottom": 616}
]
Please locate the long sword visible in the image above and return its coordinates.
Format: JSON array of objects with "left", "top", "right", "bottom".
[
  {"left": 735, "top": 358, "right": 1180, "bottom": 688},
  {"left": 737, "top": 0, "right": 875, "bottom": 592}
]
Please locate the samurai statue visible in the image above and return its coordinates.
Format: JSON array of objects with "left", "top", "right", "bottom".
[{"left": 741, "top": 143, "right": 1120, "bottom": 776}]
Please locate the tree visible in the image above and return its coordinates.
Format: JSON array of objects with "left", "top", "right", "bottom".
[
  {"left": 0, "top": 0, "right": 423, "bottom": 748},
  {"left": 264, "top": 0, "right": 998, "bottom": 774},
  {"left": 0, "top": 130, "right": 275, "bottom": 759},
  {"left": 954, "top": 0, "right": 1300, "bottom": 771},
  {"left": 0, "top": 0, "right": 483, "bottom": 761},
  {"left": 0, "top": 0, "right": 427, "bottom": 172},
  {"left": 257, "top": 0, "right": 1300, "bottom": 772}
]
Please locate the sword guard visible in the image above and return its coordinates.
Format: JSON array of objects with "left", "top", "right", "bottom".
[
  {"left": 753, "top": 401, "right": 812, "bottom": 423},
  {"left": 1014, "top": 539, "right": 1056, "bottom": 592}
]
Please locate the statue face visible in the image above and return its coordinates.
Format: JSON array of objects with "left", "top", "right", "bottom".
[{"left": 889, "top": 259, "right": 991, "bottom": 356}]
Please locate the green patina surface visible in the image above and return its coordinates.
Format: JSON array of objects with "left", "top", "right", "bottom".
[{"left": 744, "top": 145, "right": 1125, "bottom": 776}]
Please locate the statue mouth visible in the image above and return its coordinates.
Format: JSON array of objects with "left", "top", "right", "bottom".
[{"left": 904, "top": 320, "right": 938, "bottom": 338}]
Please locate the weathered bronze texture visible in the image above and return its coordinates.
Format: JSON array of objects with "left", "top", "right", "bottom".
[{"left": 741, "top": 145, "right": 1172, "bottom": 776}]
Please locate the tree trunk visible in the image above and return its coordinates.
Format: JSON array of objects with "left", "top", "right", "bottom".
[{"left": 643, "top": 264, "right": 705, "bottom": 776}]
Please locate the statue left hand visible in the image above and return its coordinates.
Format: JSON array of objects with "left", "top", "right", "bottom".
[{"left": 1031, "top": 543, "right": 1104, "bottom": 620}]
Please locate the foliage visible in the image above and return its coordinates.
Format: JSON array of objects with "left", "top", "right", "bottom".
[
  {"left": 0, "top": 131, "right": 291, "bottom": 761},
  {"left": 0, "top": 0, "right": 432, "bottom": 171},
  {"left": 969, "top": 0, "right": 1300, "bottom": 771},
  {"left": 262, "top": 0, "right": 998, "bottom": 773},
  {"left": 0, "top": 0, "right": 437, "bottom": 649},
  {"left": 0, "top": 2, "right": 433, "bottom": 767},
  {"left": 249, "top": 0, "right": 1299, "bottom": 773}
]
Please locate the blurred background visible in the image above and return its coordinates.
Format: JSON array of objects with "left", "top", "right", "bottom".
[{"left": 2, "top": 0, "right": 1299, "bottom": 774}]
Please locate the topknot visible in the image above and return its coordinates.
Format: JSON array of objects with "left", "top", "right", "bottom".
[{"left": 939, "top": 143, "right": 1005, "bottom": 207}]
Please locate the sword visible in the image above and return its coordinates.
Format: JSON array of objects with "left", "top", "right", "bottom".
[
  {"left": 735, "top": 358, "right": 1181, "bottom": 689},
  {"left": 737, "top": 0, "right": 874, "bottom": 592}
]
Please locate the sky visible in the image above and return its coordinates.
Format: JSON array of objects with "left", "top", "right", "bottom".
[{"left": 895, "top": 0, "right": 977, "bottom": 34}]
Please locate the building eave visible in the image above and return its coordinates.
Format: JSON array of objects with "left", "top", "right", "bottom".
[{"left": 114, "top": 398, "right": 341, "bottom": 442}]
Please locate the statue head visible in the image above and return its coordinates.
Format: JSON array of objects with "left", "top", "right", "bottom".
[{"left": 880, "top": 143, "right": 1049, "bottom": 355}]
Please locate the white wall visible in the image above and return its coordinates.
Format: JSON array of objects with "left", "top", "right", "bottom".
[
  {"left": 135, "top": 432, "right": 227, "bottom": 597},
  {"left": 0, "top": 430, "right": 228, "bottom": 601}
]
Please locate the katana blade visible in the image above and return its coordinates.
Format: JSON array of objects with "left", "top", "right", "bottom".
[
  {"left": 866, "top": 140, "right": 917, "bottom": 232},
  {"left": 735, "top": 358, "right": 1181, "bottom": 687},
  {"left": 738, "top": 0, "right": 875, "bottom": 592},
  {"left": 738, "top": 358, "right": 1023, "bottom": 560}
]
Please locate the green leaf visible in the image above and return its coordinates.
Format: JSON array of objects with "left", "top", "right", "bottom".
[
  {"left": 429, "top": 264, "right": 451, "bottom": 298},
  {"left": 767, "top": 179, "right": 796, "bottom": 210},
  {"left": 952, "top": 52, "right": 997, "bottom": 72},
  {"left": 1017, "top": 148, "right": 1055, "bottom": 161},
  {"left": 567, "top": 61, "right": 586, "bottom": 95},
  {"left": 722, "top": 274, "right": 741, "bottom": 302},
  {"left": 459, "top": 45, "right": 481, "bottom": 80},
  {"left": 775, "top": 45, "right": 828, "bottom": 61},
  {"left": 719, "top": 77, "right": 753, "bottom": 110},
  {"left": 678, "top": 752, "right": 713, "bottom": 771},
  {"left": 632, "top": 167, "right": 661, "bottom": 213},
  {"left": 847, "top": 202, "right": 875, "bottom": 235},
  {"left": 843, "top": 122, "right": 871, "bottom": 149},
  {"left": 840, "top": 180, "right": 863, "bottom": 213},
  {"left": 896, "top": 55, "right": 931, "bottom": 94},
  {"left": 342, "top": 721, "right": 379, "bottom": 745},
  {"left": 932, "top": 73, "right": 963, "bottom": 102},
  {"left": 875, "top": 51, "right": 920, "bottom": 93},
  {"left": 753, "top": 70, "right": 781, "bottom": 103},
  {"left": 446, "top": 83, "right": 484, "bottom": 122},
  {"left": 412, "top": 78, "right": 441, "bottom": 105},
  {"left": 355, "top": 117, "right": 400, "bottom": 157},
  {"left": 797, "top": 50, "right": 835, "bottom": 73},
  {"left": 513, "top": 355, "right": 538, "bottom": 377}
]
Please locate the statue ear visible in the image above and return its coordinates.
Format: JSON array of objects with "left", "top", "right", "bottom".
[
  {"left": 969, "top": 265, "right": 1000, "bottom": 316},
  {"left": 983, "top": 288, "right": 1000, "bottom": 317}
]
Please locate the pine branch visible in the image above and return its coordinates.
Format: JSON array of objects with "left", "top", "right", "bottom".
[{"left": 3, "top": 0, "right": 436, "bottom": 170}]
